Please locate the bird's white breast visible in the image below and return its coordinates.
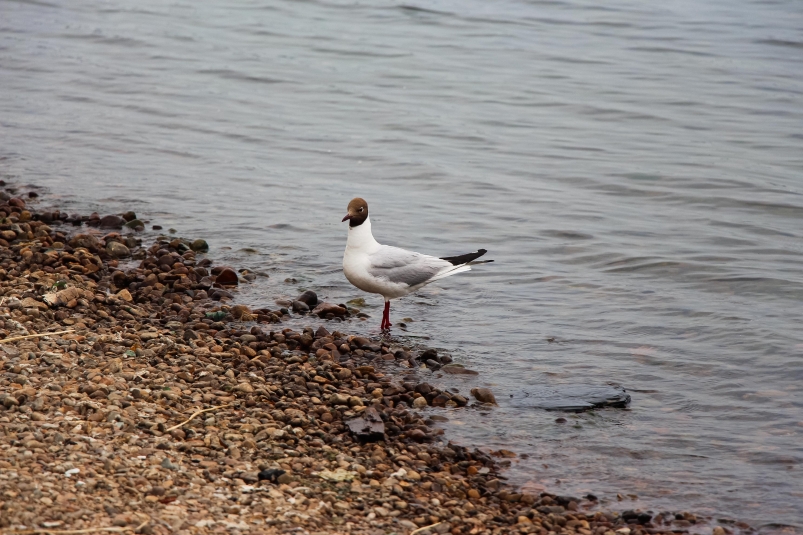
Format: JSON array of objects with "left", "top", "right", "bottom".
[{"left": 342, "top": 216, "right": 408, "bottom": 299}]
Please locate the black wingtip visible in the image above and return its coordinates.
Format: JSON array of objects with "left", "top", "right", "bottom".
[{"left": 440, "top": 249, "right": 489, "bottom": 266}]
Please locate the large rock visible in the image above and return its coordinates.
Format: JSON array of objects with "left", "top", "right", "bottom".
[{"left": 345, "top": 406, "right": 384, "bottom": 442}]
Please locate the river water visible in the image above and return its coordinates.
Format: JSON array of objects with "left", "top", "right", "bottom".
[{"left": 2, "top": 0, "right": 802, "bottom": 530}]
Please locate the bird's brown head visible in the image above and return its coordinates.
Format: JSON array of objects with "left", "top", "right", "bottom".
[{"left": 342, "top": 197, "right": 369, "bottom": 227}]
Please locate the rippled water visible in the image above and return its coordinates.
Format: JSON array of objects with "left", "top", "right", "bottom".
[{"left": 2, "top": 0, "right": 803, "bottom": 530}]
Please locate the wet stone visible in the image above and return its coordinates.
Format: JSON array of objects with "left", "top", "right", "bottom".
[
  {"left": 214, "top": 267, "right": 239, "bottom": 286},
  {"left": 471, "top": 387, "right": 498, "bottom": 404},
  {"left": 99, "top": 214, "right": 126, "bottom": 229},
  {"left": 190, "top": 238, "right": 209, "bottom": 252},
  {"left": 296, "top": 290, "right": 318, "bottom": 307}
]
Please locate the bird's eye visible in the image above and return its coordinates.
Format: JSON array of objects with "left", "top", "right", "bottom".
[{"left": 358, "top": 207, "right": 364, "bottom": 212}]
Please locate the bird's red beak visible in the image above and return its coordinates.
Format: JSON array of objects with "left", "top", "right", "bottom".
[{"left": 342, "top": 214, "right": 352, "bottom": 222}]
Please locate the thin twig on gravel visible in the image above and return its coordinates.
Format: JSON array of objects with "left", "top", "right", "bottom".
[
  {"left": 410, "top": 522, "right": 443, "bottom": 535},
  {"left": 1, "top": 518, "right": 149, "bottom": 535},
  {"left": 0, "top": 330, "right": 74, "bottom": 344},
  {"left": 163, "top": 404, "right": 232, "bottom": 433}
]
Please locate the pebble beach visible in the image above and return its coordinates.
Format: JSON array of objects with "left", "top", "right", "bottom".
[{"left": 0, "top": 183, "right": 737, "bottom": 535}]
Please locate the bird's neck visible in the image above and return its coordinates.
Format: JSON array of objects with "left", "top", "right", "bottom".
[{"left": 347, "top": 215, "right": 380, "bottom": 251}]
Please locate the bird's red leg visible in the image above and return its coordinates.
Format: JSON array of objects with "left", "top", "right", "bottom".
[{"left": 382, "top": 300, "right": 392, "bottom": 330}]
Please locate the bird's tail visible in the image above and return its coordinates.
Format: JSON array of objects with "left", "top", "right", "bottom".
[{"left": 440, "top": 248, "right": 493, "bottom": 266}]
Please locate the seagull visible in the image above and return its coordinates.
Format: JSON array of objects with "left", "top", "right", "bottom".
[{"left": 341, "top": 197, "right": 492, "bottom": 331}]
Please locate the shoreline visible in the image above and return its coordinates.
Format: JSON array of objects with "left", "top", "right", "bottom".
[{"left": 0, "top": 182, "right": 723, "bottom": 535}]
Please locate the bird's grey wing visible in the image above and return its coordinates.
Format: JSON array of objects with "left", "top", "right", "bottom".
[{"left": 367, "top": 246, "right": 449, "bottom": 287}]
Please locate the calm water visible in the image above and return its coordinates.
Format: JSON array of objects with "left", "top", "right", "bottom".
[{"left": 2, "top": 0, "right": 802, "bottom": 530}]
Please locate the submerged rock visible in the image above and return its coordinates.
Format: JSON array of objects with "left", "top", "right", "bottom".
[
  {"left": 510, "top": 384, "right": 631, "bottom": 412},
  {"left": 190, "top": 239, "right": 209, "bottom": 252},
  {"left": 471, "top": 387, "right": 497, "bottom": 404},
  {"left": 296, "top": 290, "right": 318, "bottom": 307},
  {"left": 99, "top": 214, "right": 125, "bottom": 229}
]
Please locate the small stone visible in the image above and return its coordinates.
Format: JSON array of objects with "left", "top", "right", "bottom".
[
  {"left": 329, "top": 393, "right": 350, "bottom": 406},
  {"left": 215, "top": 268, "right": 239, "bottom": 286},
  {"left": 431, "top": 393, "right": 451, "bottom": 407},
  {"left": 312, "top": 302, "right": 348, "bottom": 318},
  {"left": 235, "top": 383, "right": 254, "bottom": 394},
  {"left": 190, "top": 239, "right": 209, "bottom": 252},
  {"left": 230, "top": 304, "right": 251, "bottom": 319},
  {"left": 257, "top": 468, "right": 286, "bottom": 483},
  {"left": 335, "top": 368, "right": 352, "bottom": 380},
  {"left": 106, "top": 241, "right": 131, "bottom": 258},
  {"left": 116, "top": 289, "right": 133, "bottom": 302},
  {"left": 291, "top": 300, "right": 309, "bottom": 313},
  {"left": 124, "top": 219, "right": 145, "bottom": 231},
  {"left": 296, "top": 290, "right": 318, "bottom": 307},
  {"left": 100, "top": 215, "right": 126, "bottom": 229},
  {"left": 413, "top": 397, "right": 428, "bottom": 409},
  {"left": 470, "top": 387, "right": 497, "bottom": 404}
]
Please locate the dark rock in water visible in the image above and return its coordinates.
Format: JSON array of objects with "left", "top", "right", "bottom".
[
  {"left": 215, "top": 268, "right": 239, "bottom": 286},
  {"left": 439, "top": 355, "right": 453, "bottom": 365},
  {"left": 425, "top": 359, "right": 441, "bottom": 370},
  {"left": 418, "top": 348, "right": 438, "bottom": 361},
  {"left": 312, "top": 302, "right": 348, "bottom": 318},
  {"left": 471, "top": 387, "right": 497, "bottom": 405},
  {"left": 510, "top": 384, "right": 631, "bottom": 412},
  {"left": 190, "top": 239, "right": 209, "bottom": 252},
  {"left": 124, "top": 219, "right": 145, "bottom": 231},
  {"left": 414, "top": 383, "right": 433, "bottom": 396},
  {"left": 431, "top": 393, "right": 451, "bottom": 407},
  {"left": 346, "top": 406, "right": 385, "bottom": 442},
  {"left": 292, "top": 300, "right": 309, "bottom": 313},
  {"left": 99, "top": 215, "right": 125, "bottom": 229},
  {"left": 121, "top": 211, "right": 137, "bottom": 222},
  {"left": 257, "top": 468, "right": 286, "bottom": 484},
  {"left": 296, "top": 290, "right": 318, "bottom": 307},
  {"left": 442, "top": 364, "right": 479, "bottom": 375},
  {"left": 622, "top": 510, "right": 652, "bottom": 525},
  {"left": 240, "top": 269, "right": 257, "bottom": 281}
]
